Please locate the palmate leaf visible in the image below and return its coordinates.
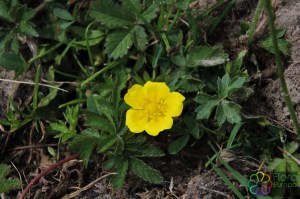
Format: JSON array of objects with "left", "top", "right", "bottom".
[
  {"left": 215, "top": 101, "right": 241, "bottom": 125},
  {"left": 194, "top": 93, "right": 220, "bottom": 119},
  {"left": 105, "top": 28, "right": 134, "bottom": 59},
  {"left": 90, "top": 0, "right": 136, "bottom": 28}
]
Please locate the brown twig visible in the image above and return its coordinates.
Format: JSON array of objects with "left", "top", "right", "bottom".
[
  {"left": 18, "top": 154, "right": 80, "bottom": 199},
  {"left": 5, "top": 143, "right": 59, "bottom": 152}
]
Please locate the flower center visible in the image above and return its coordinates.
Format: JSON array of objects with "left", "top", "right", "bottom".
[{"left": 143, "top": 97, "right": 166, "bottom": 121}]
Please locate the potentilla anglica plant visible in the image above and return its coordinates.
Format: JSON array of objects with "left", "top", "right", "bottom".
[{"left": 124, "top": 81, "right": 185, "bottom": 136}]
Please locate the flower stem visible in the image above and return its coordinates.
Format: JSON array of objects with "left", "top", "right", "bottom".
[
  {"left": 248, "top": 0, "right": 264, "bottom": 43},
  {"left": 263, "top": 0, "right": 300, "bottom": 137},
  {"left": 18, "top": 154, "right": 80, "bottom": 199}
]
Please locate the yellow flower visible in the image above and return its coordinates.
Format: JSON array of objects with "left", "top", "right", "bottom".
[{"left": 124, "top": 81, "right": 185, "bottom": 136}]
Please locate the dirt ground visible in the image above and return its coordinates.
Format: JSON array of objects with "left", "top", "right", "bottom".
[{"left": 1, "top": 0, "right": 300, "bottom": 198}]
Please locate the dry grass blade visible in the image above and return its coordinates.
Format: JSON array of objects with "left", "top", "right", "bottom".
[{"left": 60, "top": 172, "right": 117, "bottom": 199}]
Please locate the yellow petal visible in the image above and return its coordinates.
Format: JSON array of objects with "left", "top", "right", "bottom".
[
  {"left": 164, "top": 92, "right": 185, "bottom": 117},
  {"left": 124, "top": 84, "right": 145, "bottom": 109},
  {"left": 126, "top": 109, "right": 148, "bottom": 133},
  {"left": 143, "top": 81, "right": 170, "bottom": 100},
  {"left": 145, "top": 116, "right": 173, "bottom": 136}
]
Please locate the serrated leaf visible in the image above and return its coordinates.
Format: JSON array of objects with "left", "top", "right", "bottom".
[
  {"left": 217, "top": 74, "right": 245, "bottom": 98},
  {"left": 85, "top": 114, "right": 115, "bottom": 133},
  {"left": 215, "top": 101, "right": 241, "bottom": 125},
  {"left": 104, "top": 156, "right": 119, "bottom": 170},
  {"left": 64, "top": 105, "right": 79, "bottom": 128},
  {"left": 111, "top": 158, "right": 128, "bottom": 189},
  {"left": 194, "top": 94, "right": 220, "bottom": 119},
  {"left": 105, "top": 29, "right": 134, "bottom": 59},
  {"left": 90, "top": 0, "right": 136, "bottom": 28},
  {"left": 133, "top": 25, "right": 148, "bottom": 51},
  {"left": 186, "top": 46, "right": 229, "bottom": 67},
  {"left": 0, "top": 164, "right": 22, "bottom": 193},
  {"left": 0, "top": 52, "right": 27, "bottom": 71},
  {"left": 51, "top": 121, "right": 75, "bottom": 142},
  {"left": 0, "top": 179, "right": 22, "bottom": 193},
  {"left": 259, "top": 37, "right": 291, "bottom": 56},
  {"left": 86, "top": 95, "right": 117, "bottom": 131},
  {"left": 142, "top": 3, "right": 158, "bottom": 22},
  {"left": 0, "top": 164, "right": 10, "bottom": 179},
  {"left": 53, "top": 8, "right": 74, "bottom": 21},
  {"left": 70, "top": 128, "right": 100, "bottom": 167},
  {"left": 98, "top": 134, "right": 118, "bottom": 152},
  {"left": 130, "top": 157, "right": 163, "bottom": 184},
  {"left": 168, "top": 134, "right": 190, "bottom": 155},
  {"left": 127, "top": 144, "right": 165, "bottom": 157}
]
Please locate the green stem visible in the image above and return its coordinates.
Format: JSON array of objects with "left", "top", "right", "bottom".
[
  {"left": 29, "top": 42, "right": 63, "bottom": 63},
  {"left": 264, "top": 0, "right": 300, "bottom": 136},
  {"left": 248, "top": 0, "right": 263, "bottom": 43},
  {"left": 85, "top": 22, "right": 96, "bottom": 70}
]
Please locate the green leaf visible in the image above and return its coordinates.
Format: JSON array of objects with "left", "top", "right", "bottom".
[
  {"left": 53, "top": 8, "right": 74, "bottom": 21},
  {"left": 63, "top": 105, "right": 79, "bottom": 128},
  {"left": 86, "top": 95, "right": 117, "bottom": 131},
  {"left": 217, "top": 74, "right": 245, "bottom": 98},
  {"left": 111, "top": 158, "right": 129, "bottom": 189},
  {"left": 98, "top": 134, "right": 118, "bottom": 153},
  {"left": 0, "top": 164, "right": 10, "bottom": 179},
  {"left": 130, "top": 157, "right": 163, "bottom": 184},
  {"left": 268, "top": 158, "right": 286, "bottom": 172},
  {"left": 0, "top": 164, "right": 22, "bottom": 193},
  {"left": 194, "top": 94, "right": 220, "bottom": 119},
  {"left": 226, "top": 123, "right": 244, "bottom": 149},
  {"left": 190, "top": 125, "right": 202, "bottom": 140},
  {"left": 215, "top": 101, "right": 241, "bottom": 125},
  {"left": 127, "top": 144, "right": 165, "bottom": 157},
  {"left": 142, "top": 3, "right": 158, "bottom": 22},
  {"left": 19, "top": 21, "right": 39, "bottom": 37},
  {"left": 0, "top": 0, "right": 13, "bottom": 22},
  {"left": 259, "top": 37, "right": 291, "bottom": 56},
  {"left": 38, "top": 89, "right": 59, "bottom": 108},
  {"left": 70, "top": 128, "right": 100, "bottom": 167},
  {"left": 186, "top": 46, "right": 229, "bottom": 67},
  {"left": 90, "top": 0, "right": 136, "bottom": 28},
  {"left": 220, "top": 159, "right": 248, "bottom": 187},
  {"left": 0, "top": 52, "right": 27, "bottom": 71},
  {"left": 104, "top": 156, "right": 119, "bottom": 170},
  {"left": 210, "top": 161, "right": 245, "bottom": 199},
  {"left": 51, "top": 121, "right": 75, "bottom": 142},
  {"left": 73, "top": 30, "right": 104, "bottom": 47},
  {"left": 105, "top": 29, "right": 134, "bottom": 59},
  {"left": 168, "top": 134, "right": 190, "bottom": 155},
  {"left": 284, "top": 141, "right": 299, "bottom": 155},
  {"left": 0, "top": 179, "right": 22, "bottom": 193},
  {"left": 225, "top": 50, "right": 247, "bottom": 74},
  {"left": 133, "top": 25, "right": 148, "bottom": 51},
  {"left": 84, "top": 114, "right": 115, "bottom": 133}
]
